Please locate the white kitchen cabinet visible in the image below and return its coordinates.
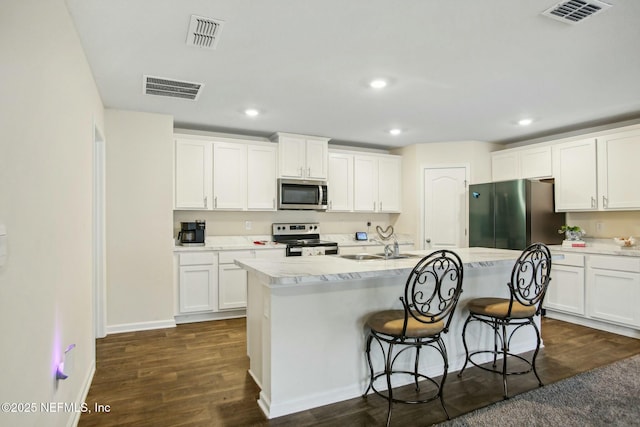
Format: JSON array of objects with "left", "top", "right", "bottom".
[
  {"left": 587, "top": 255, "right": 640, "bottom": 328},
  {"left": 545, "top": 252, "right": 585, "bottom": 315},
  {"left": 491, "top": 145, "right": 552, "bottom": 182},
  {"left": 491, "top": 150, "right": 519, "bottom": 182},
  {"left": 327, "top": 152, "right": 354, "bottom": 211},
  {"left": 553, "top": 138, "right": 598, "bottom": 211},
  {"left": 247, "top": 144, "right": 277, "bottom": 210},
  {"left": 596, "top": 128, "right": 640, "bottom": 210},
  {"left": 218, "top": 248, "right": 286, "bottom": 310},
  {"left": 353, "top": 154, "right": 402, "bottom": 212},
  {"left": 178, "top": 252, "right": 217, "bottom": 313},
  {"left": 273, "top": 133, "right": 329, "bottom": 180},
  {"left": 213, "top": 142, "right": 247, "bottom": 209},
  {"left": 174, "top": 139, "right": 212, "bottom": 209}
]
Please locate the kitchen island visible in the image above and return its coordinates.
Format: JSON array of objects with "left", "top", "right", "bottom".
[{"left": 235, "top": 247, "right": 544, "bottom": 419}]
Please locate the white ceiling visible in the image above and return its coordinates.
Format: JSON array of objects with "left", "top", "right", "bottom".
[{"left": 66, "top": 0, "right": 640, "bottom": 148}]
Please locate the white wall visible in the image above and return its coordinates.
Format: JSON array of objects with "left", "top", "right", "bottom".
[
  {"left": 105, "top": 110, "right": 175, "bottom": 332},
  {"left": 393, "top": 141, "right": 499, "bottom": 248},
  {"left": 0, "top": 1, "right": 104, "bottom": 426}
]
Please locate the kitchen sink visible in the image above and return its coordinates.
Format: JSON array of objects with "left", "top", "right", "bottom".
[{"left": 339, "top": 254, "right": 384, "bottom": 260}]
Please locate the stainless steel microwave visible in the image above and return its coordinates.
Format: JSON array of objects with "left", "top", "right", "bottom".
[{"left": 278, "top": 179, "right": 328, "bottom": 211}]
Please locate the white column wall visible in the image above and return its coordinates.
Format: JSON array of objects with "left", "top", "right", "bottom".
[{"left": 0, "top": 1, "right": 104, "bottom": 426}]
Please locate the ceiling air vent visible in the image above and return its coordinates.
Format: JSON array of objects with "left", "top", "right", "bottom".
[
  {"left": 143, "top": 75, "right": 203, "bottom": 101},
  {"left": 542, "top": 0, "right": 612, "bottom": 24},
  {"left": 186, "top": 15, "right": 225, "bottom": 49}
]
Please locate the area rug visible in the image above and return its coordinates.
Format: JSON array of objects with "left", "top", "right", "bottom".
[{"left": 437, "top": 354, "right": 640, "bottom": 427}]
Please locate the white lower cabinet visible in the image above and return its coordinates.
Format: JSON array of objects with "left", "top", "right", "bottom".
[
  {"left": 587, "top": 255, "right": 640, "bottom": 328},
  {"left": 546, "top": 251, "right": 640, "bottom": 335},
  {"left": 218, "top": 248, "right": 286, "bottom": 310},
  {"left": 178, "top": 252, "right": 217, "bottom": 313},
  {"left": 545, "top": 253, "right": 585, "bottom": 315}
]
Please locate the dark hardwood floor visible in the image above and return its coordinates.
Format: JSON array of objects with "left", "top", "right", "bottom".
[{"left": 79, "top": 317, "right": 640, "bottom": 427}]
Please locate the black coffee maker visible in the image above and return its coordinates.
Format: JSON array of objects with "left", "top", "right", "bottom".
[{"left": 178, "top": 220, "right": 206, "bottom": 246}]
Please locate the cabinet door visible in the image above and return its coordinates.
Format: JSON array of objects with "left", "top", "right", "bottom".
[
  {"left": 597, "top": 129, "right": 640, "bottom": 210},
  {"left": 175, "top": 139, "right": 211, "bottom": 209},
  {"left": 213, "top": 143, "right": 247, "bottom": 209},
  {"left": 278, "top": 136, "right": 306, "bottom": 178},
  {"left": 179, "top": 265, "right": 216, "bottom": 313},
  {"left": 247, "top": 144, "right": 277, "bottom": 210},
  {"left": 587, "top": 267, "right": 640, "bottom": 327},
  {"left": 553, "top": 138, "right": 597, "bottom": 211},
  {"left": 491, "top": 151, "right": 519, "bottom": 182},
  {"left": 305, "top": 139, "right": 328, "bottom": 180},
  {"left": 218, "top": 264, "right": 248, "bottom": 310},
  {"left": 520, "top": 146, "right": 552, "bottom": 179},
  {"left": 545, "top": 265, "right": 585, "bottom": 315},
  {"left": 353, "top": 155, "right": 377, "bottom": 212},
  {"left": 378, "top": 156, "right": 402, "bottom": 212},
  {"left": 328, "top": 152, "right": 353, "bottom": 211}
]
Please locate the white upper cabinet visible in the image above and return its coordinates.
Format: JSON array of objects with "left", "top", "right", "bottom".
[
  {"left": 491, "top": 145, "right": 552, "bottom": 182},
  {"left": 553, "top": 138, "right": 598, "bottom": 211},
  {"left": 597, "top": 128, "right": 640, "bottom": 210},
  {"left": 553, "top": 127, "right": 640, "bottom": 212},
  {"left": 354, "top": 154, "right": 402, "bottom": 213},
  {"left": 174, "top": 139, "right": 212, "bottom": 209},
  {"left": 273, "top": 133, "right": 329, "bottom": 180},
  {"left": 247, "top": 144, "right": 277, "bottom": 210},
  {"left": 213, "top": 142, "right": 247, "bottom": 210},
  {"left": 327, "top": 152, "right": 354, "bottom": 211},
  {"left": 174, "top": 135, "right": 277, "bottom": 211}
]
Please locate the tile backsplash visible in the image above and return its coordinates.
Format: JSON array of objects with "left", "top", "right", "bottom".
[{"left": 566, "top": 211, "right": 640, "bottom": 238}]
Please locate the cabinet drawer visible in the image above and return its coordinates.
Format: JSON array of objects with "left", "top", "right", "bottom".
[
  {"left": 589, "top": 255, "right": 640, "bottom": 273},
  {"left": 179, "top": 252, "right": 216, "bottom": 266},
  {"left": 552, "top": 252, "right": 584, "bottom": 267},
  {"left": 219, "top": 250, "right": 254, "bottom": 264}
]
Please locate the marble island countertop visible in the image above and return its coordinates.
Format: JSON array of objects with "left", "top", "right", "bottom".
[
  {"left": 173, "top": 233, "right": 414, "bottom": 252},
  {"left": 549, "top": 238, "right": 640, "bottom": 257},
  {"left": 235, "top": 247, "right": 526, "bottom": 287}
]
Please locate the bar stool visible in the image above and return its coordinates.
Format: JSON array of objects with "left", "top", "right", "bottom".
[
  {"left": 458, "top": 242, "right": 552, "bottom": 398},
  {"left": 362, "top": 250, "right": 464, "bottom": 426}
]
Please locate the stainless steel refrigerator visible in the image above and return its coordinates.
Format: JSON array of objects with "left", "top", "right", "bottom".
[{"left": 469, "top": 179, "right": 566, "bottom": 250}]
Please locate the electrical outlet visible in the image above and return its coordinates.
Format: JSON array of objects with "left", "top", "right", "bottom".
[
  {"left": 245, "top": 221, "right": 252, "bottom": 230},
  {"left": 596, "top": 222, "right": 603, "bottom": 233}
]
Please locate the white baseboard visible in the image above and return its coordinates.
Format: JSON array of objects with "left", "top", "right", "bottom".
[
  {"left": 106, "top": 318, "right": 176, "bottom": 334},
  {"left": 67, "top": 359, "right": 96, "bottom": 427},
  {"left": 174, "top": 310, "right": 246, "bottom": 324}
]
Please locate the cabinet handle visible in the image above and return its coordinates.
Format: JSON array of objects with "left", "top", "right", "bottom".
[
  {"left": 214, "top": 196, "right": 217, "bottom": 208},
  {"left": 299, "top": 167, "right": 304, "bottom": 177},
  {"left": 273, "top": 198, "right": 276, "bottom": 209},
  {"left": 591, "top": 196, "right": 595, "bottom": 208},
  {"left": 380, "top": 201, "right": 383, "bottom": 211},
  {"left": 204, "top": 196, "right": 207, "bottom": 208},
  {"left": 373, "top": 201, "right": 376, "bottom": 211},
  {"left": 329, "top": 200, "right": 332, "bottom": 210},
  {"left": 307, "top": 167, "right": 311, "bottom": 177},
  {"left": 603, "top": 196, "right": 608, "bottom": 208}
]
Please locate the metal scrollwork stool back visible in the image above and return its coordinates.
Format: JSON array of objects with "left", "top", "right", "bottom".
[
  {"left": 458, "top": 242, "right": 552, "bottom": 398},
  {"left": 362, "top": 250, "right": 464, "bottom": 426}
]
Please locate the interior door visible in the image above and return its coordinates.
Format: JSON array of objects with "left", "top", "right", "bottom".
[{"left": 423, "top": 167, "right": 468, "bottom": 249}]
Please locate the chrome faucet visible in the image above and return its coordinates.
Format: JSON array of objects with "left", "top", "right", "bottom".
[{"left": 384, "top": 244, "right": 394, "bottom": 259}]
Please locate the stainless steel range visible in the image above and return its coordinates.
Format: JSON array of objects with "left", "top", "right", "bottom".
[{"left": 272, "top": 223, "right": 338, "bottom": 256}]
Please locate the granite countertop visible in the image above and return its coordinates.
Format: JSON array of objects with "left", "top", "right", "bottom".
[
  {"left": 234, "top": 247, "right": 525, "bottom": 287},
  {"left": 173, "top": 233, "right": 415, "bottom": 252},
  {"left": 549, "top": 238, "right": 640, "bottom": 257}
]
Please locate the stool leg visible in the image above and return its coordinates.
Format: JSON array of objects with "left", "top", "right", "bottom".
[
  {"left": 458, "top": 314, "right": 472, "bottom": 377},
  {"left": 363, "top": 334, "right": 374, "bottom": 397},
  {"left": 531, "top": 318, "right": 544, "bottom": 387},
  {"left": 385, "top": 342, "right": 395, "bottom": 427},
  {"left": 413, "top": 339, "right": 421, "bottom": 391},
  {"left": 436, "top": 337, "right": 451, "bottom": 420},
  {"left": 501, "top": 322, "right": 509, "bottom": 399}
]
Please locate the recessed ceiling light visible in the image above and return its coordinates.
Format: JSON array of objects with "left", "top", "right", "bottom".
[
  {"left": 370, "top": 79, "right": 388, "bottom": 89},
  {"left": 244, "top": 108, "right": 259, "bottom": 117},
  {"left": 389, "top": 128, "right": 402, "bottom": 136},
  {"left": 518, "top": 118, "right": 533, "bottom": 126}
]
